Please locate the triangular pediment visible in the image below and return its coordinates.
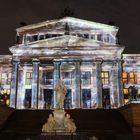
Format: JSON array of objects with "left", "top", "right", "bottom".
[
  {"left": 16, "top": 17, "right": 118, "bottom": 35},
  {"left": 11, "top": 35, "right": 112, "bottom": 50}
]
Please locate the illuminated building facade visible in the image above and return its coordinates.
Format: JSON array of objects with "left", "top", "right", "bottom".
[{"left": 0, "top": 17, "right": 139, "bottom": 109}]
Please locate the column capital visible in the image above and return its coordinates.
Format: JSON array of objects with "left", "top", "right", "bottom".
[
  {"left": 94, "top": 58, "right": 103, "bottom": 63},
  {"left": 53, "top": 60, "right": 61, "bottom": 65},
  {"left": 32, "top": 58, "right": 40, "bottom": 63},
  {"left": 114, "top": 59, "right": 123, "bottom": 63},
  {"left": 12, "top": 58, "right": 20, "bottom": 64}
]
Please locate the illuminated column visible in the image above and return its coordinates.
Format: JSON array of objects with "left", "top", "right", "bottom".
[
  {"left": 10, "top": 59, "right": 20, "bottom": 108},
  {"left": 31, "top": 59, "right": 39, "bottom": 109},
  {"left": 110, "top": 62, "right": 118, "bottom": 108},
  {"left": 74, "top": 61, "right": 81, "bottom": 108},
  {"left": 91, "top": 68, "right": 97, "bottom": 108},
  {"left": 74, "top": 62, "right": 82, "bottom": 108},
  {"left": 116, "top": 59, "right": 124, "bottom": 106},
  {"left": 16, "top": 67, "right": 24, "bottom": 109},
  {"left": 0, "top": 68, "right": 1, "bottom": 95},
  {"left": 53, "top": 61, "right": 60, "bottom": 108},
  {"left": 95, "top": 59, "right": 103, "bottom": 108}
]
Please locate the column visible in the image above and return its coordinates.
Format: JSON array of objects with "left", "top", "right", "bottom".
[
  {"left": 116, "top": 59, "right": 124, "bottom": 106},
  {"left": 95, "top": 59, "right": 102, "bottom": 108},
  {"left": 74, "top": 61, "right": 81, "bottom": 108},
  {"left": 10, "top": 59, "right": 20, "bottom": 108},
  {"left": 31, "top": 59, "right": 39, "bottom": 109},
  {"left": 0, "top": 68, "right": 1, "bottom": 97},
  {"left": 53, "top": 61, "right": 60, "bottom": 109},
  {"left": 16, "top": 67, "right": 24, "bottom": 109},
  {"left": 110, "top": 62, "right": 118, "bottom": 108}
]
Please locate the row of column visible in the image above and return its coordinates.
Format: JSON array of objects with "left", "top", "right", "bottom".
[{"left": 10, "top": 58, "right": 124, "bottom": 109}]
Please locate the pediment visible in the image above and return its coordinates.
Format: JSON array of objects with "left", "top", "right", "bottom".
[
  {"left": 10, "top": 35, "right": 124, "bottom": 57},
  {"left": 17, "top": 17, "right": 118, "bottom": 35},
  {"left": 14, "top": 35, "right": 111, "bottom": 49}
]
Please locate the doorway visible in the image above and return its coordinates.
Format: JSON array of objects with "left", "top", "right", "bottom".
[
  {"left": 43, "top": 89, "right": 53, "bottom": 109},
  {"left": 64, "top": 89, "right": 72, "bottom": 109},
  {"left": 82, "top": 89, "right": 91, "bottom": 109},
  {"left": 24, "top": 89, "right": 32, "bottom": 109},
  {"left": 102, "top": 88, "right": 110, "bottom": 109}
]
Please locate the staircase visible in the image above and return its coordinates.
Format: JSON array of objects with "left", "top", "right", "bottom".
[
  {"left": 0, "top": 107, "right": 14, "bottom": 131},
  {"left": 0, "top": 109, "right": 131, "bottom": 140}
]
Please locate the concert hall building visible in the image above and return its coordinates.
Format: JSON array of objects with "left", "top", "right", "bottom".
[{"left": 0, "top": 17, "right": 139, "bottom": 109}]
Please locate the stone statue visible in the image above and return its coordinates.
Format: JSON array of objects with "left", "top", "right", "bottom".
[
  {"left": 64, "top": 114, "right": 76, "bottom": 132},
  {"left": 42, "top": 114, "right": 56, "bottom": 132},
  {"left": 42, "top": 80, "right": 76, "bottom": 133},
  {"left": 54, "top": 80, "right": 67, "bottom": 109}
]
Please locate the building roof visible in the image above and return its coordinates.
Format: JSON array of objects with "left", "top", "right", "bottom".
[{"left": 16, "top": 17, "right": 118, "bottom": 35}]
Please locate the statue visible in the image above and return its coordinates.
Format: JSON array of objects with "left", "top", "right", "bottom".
[
  {"left": 42, "top": 80, "right": 76, "bottom": 133},
  {"left": 54, "top": 80, "right": 67, "bottom": 109},
  {"left": 64, "top": 114, "right": 76, "bottom": 132},
  {"left": 42, "top": 114, "right": 56, "bottom": 132}
]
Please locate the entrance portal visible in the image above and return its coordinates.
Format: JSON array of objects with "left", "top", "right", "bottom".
[
  {"left": 44, "top": 89, "right": 53, "bottom": 109},
  {"left": 24, "top": 89, "right": 32, "bottom": 109},
  {"left": 102, "top": 88, "right": 110, "bottom": 109},
  {"left": 82, "top": 89, "right": 91, "bottom": 108},
  {"left": 64, "top": 89, "right": 72, "bottom": 109}
]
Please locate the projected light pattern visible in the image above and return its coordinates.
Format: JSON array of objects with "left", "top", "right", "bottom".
[{"left": 0, "top": 17, "right": 139, "bottom": 109}]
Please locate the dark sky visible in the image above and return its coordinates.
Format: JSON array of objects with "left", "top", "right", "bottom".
[{"left": 0, "top": 0, "right": 140, "bottom": 54}]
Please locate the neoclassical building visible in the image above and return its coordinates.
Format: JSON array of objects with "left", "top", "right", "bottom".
[{"left": 0, "top": 17, "right": 139, "bottom": 109}]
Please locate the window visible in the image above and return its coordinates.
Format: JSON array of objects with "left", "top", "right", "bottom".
[
  {"left": 91, "top": 34, "right": 95, "bottom": 39},
  {"left": 7, "top": 73, "right": 11, "bottom": 85},
  {"left": 97, "top": 34, "right": 102, "bottom": 41},
  {"left": 0, "top": 89, "right": 10, "bottom": 106},
  {"left": 45, "top": 71, "right": 53, "bottom": 85},
  {"left": 103, "top": 34, "right": 110, "bottom": 42},
  {"left": 123, "top": 88, "right": 129, "bottom": 104},
  {"left": 123, "top": 88, "right": 128, "bottom": 94},
  {"left": 81, "top": 71, "right": 91, "bottom": 86},
  {"left": 129, "top": 72, "right": 135, "bottom": 84},
  {"left": 84, "top": 34, "right": 89, "bottom": 39},
  {"left": 62, "top": 72, "right": 72, "bottom": 85},
  {"left": 122, "top": 72, "right": 128, "bottom": 84},
  {"left": 82, "top": 89, "right": 91, "bottom": 108},
  {"left": 1, "top": 73, "right": 5, "bottom": 85},
  {"left": 136, "top": 72, "right": 140, "bottom": 84},
  {"left": 101, "top": 71, "right": 109, "bottom": 85},
  {"left": 26, "top": 72, "right": 32, "bottom": 85}
]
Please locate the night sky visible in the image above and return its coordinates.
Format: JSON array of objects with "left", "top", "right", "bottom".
[{"left": 0, "top": 0, "right": 140, "bottom": 54}]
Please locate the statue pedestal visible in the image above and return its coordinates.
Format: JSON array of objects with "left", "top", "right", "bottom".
[
  {"left": 53, "top": 110, "right": 66, "bottom": 130},
  {"left": 42, "top": 109, "right": 76, "bottom": 133}
]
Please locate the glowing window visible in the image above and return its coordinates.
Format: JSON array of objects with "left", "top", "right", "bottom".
[
  {"left": 101, "top": 71, "right": 109, "bottom": 85},
  {"left": 124, "top": 99, "right": 129, "bottom": 104},
  {"left": 122, "top": 72, "right": 128, "bottom": 84},
  {"left": 7, "top": 73, "right": 11, "bottom": 85},
  {"left": 129, "top": 72, "right": 135, "bottom": 84},
  {"left": 136, "top": 72, "right": 140, "bottom": 84},
  {"left": 1, "top": 73, "right": 5, "bottom": 85},
  {"left": 123, "top": 88, "right": 128, "bottom": 94},
  {"left": 138, "top": 89, "right": 140, "bottom": 94}
]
